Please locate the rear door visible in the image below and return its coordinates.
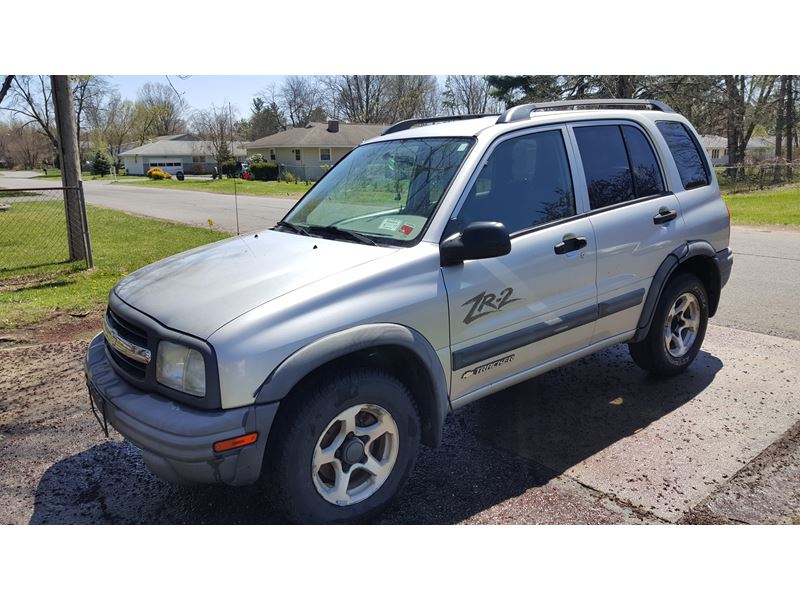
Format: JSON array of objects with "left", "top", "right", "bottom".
[
  {"left": 441, "top": 126, "right": 597, "bottom": 401},
  {"left": 568, "top": 121, "right": 683, "bottom": 343}
]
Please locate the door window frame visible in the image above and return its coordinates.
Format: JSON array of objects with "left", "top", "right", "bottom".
[
  {"left": 443, "top": 124, "right": 589, "bottom": 241},
  {"left": 565, "top": 118, "right": 672, "bottom": 218}
]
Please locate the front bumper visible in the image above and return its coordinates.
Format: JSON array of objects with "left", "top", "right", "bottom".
[{"left": 85, "top": 333, "right": 279, "bottom": 486}]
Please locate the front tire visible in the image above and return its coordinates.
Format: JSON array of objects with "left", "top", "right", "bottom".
[
  {"left": 267, "top": 369, "right": 420, "bottom": 524},
  {"left": 629, "top": 273, "right": 709, "bottom": 376}
]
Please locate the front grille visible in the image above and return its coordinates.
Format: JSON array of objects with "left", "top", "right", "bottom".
[
  {"left": 105, "top": 307, "right": 149, "bottom": 380},
  {"left": 106, "top": 307, "right": 148, "bottom": 348}
]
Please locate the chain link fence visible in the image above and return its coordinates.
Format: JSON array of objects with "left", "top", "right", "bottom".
[
  {"left": 0, "top": 186, "right": 92, "bottom": 278},
  {"left": 715, "top": 163, "right": 800, "bottom": 194}
]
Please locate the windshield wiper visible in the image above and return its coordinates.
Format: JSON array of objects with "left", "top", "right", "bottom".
[
  {"left": 275, "top": 220, "right": 310, "bottom": 236},
  {"left": 306, "top": 225, "right": 377, "bottom": 246}
]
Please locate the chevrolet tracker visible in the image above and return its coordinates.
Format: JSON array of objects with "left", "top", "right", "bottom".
[{"left": 85, "top": 99, "right": 733, "bottom": 523}]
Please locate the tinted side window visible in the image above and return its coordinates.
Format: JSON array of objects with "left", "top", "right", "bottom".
[
  {"left": 455, "top": 130, "right": 575, "bottom": 234},
  {"left": 574, "top": 125, "right": 634, "bottom": 210},
  {"left": 621, "top": 125, "right": 665, "bottom": 198},
  {"left": 656, "top": 121, "right": 709, "bottom": 190}
]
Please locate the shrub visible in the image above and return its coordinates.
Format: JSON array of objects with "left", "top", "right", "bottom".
[
  {"left": 248, "top": 153, "right": 264, "bottom": 164},
  {"left": 282, "top": 170, "right": 297, "bottom": 183},
  {"left": 220, "top": 159, "right": 238, "bottom": 178},
  {"left": 248, "top": 161, "right": 279, "bottom": 181},
  {"left": 146, "top": 167, "right": 172, "bottom": 180}
]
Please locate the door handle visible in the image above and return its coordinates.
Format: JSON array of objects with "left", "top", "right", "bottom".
[
  {"left": 554, "top": 236, "right": 587, "bottom": 255},
  {"left": 653, "top": 207, "right": 678, "bottom": 225}
]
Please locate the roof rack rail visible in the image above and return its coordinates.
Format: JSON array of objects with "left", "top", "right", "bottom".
[
  {"left": 496, "top": 99, "right": 675, "bottom": 124},
  {"left": 382, "top": 114, "right": 498, "bottom": 135}
]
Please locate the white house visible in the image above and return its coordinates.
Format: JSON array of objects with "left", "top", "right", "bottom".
[
  {"left": 245, "top": 120, "right": 386, "bottom": 180},
  {"left": 120, "top": 134, "right": 247, "bottom": 175},
  {"left": 699, "top": 134, "right": 777, "bottom": 167}
]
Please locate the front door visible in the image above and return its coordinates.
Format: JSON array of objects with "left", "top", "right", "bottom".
[{"left": 441, "top": 127, "right": 598, "bottom": 401}]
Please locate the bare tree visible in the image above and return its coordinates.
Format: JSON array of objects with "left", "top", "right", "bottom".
[
  {"left": 1, "top": 75, "right": 59, "bottom": 155},
  {"left": 384, "top": 75, "right": 440, "bottom": 121},
  {"left": 279, "top": 76, "right": 323, "bottom": 127},
  {"left": 191, "top": 104, "right": 240, "bottom": 165},
  {"left": 442, "top": 76, "right": 500, "bottom": 115},
  {"left": 721, "top": 76, "right": 777, "bottom": 165},
  {"left": 2, "top": 117, "right": 51, "bottom": 168},
  {"left": 319, "top": 75, "right": 388, "bottom": 123},
  {"left": 0, "top": 75, "right": 14, "bottom": 106},
  {"left": 72, "top": 75, "right": 110, "bottom": 152},
  {"left": 88, "top": 92, "right": 137, "bottom": 168},
  {"left": 137, "top": 82, "right": 186, "bottom": 135}
]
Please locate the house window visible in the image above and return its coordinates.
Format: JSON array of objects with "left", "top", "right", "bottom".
[
  {"left": 319, "top": 148, "right": 332, "bottom": 162},
  {"left": 193, "top": 156, "right": 204, "bottom": 163},
  {"left": 293, "top": 149, "right": 301, "bottom": 161},
  {"left": 269, "top": 148, "right": 276, "bottom": 161},
  {"left": 711, "top": 149, "right": 720, "bottom": 159}
]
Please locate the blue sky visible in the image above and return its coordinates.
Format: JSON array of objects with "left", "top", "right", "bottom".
[{"left": 108, "top": 75, "right": 286, "bottom": 117}]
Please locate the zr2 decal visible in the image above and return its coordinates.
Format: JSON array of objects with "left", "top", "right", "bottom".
[{"left": 462, "top": 287, "right": 519, "bottom": 325}]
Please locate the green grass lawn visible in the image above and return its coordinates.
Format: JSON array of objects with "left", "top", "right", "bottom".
[
  {"left": 113, "top": 177, "right": 313, "bottom": 199},
  {"left": 723, "top": 185, "right": 800, "bottom": 227},
  {"left": 0, "top": 203, "right": 229, "bottom": 329}
]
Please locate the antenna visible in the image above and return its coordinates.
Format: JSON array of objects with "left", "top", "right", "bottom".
[{"left": 229, "top": 102, "right": 240, "bottom": 236}]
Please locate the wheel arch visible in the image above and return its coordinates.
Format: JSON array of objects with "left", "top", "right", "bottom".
[
  {"left": 255, "top": 323, "right": 450, "bottom": 448},
  {"left": 631, "top": 241, "right": 722, "bottom": 343}
]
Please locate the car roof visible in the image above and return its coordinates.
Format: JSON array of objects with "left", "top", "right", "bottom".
[{"left": 369, "top": 109, "right": 688, "bottom": 144}]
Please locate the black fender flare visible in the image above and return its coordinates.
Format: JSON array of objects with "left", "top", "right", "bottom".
[
  {"left": 630, "top": 241, "right": 720, "bottom": 343},
  {"left": 255, "top": 323, "right": 450, "bottom": 447}
]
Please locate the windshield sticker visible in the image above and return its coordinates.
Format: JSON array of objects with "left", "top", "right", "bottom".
[
  {"left": 399, "top": 224, "right": 414, "bottom": 236},
  {"left": 457, "top": 142, "right": 469, "bottom": 152},
  {"left": 379, "top": 217, "right": 402, "bottom": 232}
]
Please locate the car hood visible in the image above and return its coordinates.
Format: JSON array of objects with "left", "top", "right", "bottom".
[{"left": 113, "top": 229, "right": 398, "bottom": 339}]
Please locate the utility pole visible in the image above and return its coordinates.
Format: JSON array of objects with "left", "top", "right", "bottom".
[{"left": 51, "top": 74, "right": 87, "bottom": 262}]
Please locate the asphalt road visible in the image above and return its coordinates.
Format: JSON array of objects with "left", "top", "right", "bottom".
[
  {"left": 5, "top": 170, "right": 796, "bottom": 342},
  {"left": 1, "top": 170, "right": 799, "bottom": 524}
]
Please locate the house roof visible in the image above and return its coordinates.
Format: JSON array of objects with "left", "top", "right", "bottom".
[
  {"left": 119, "top": 139, "right": 247, "bottom": 158},
  {"left": 247, "top": 122, "right": 387, "bottom": 149},
  {"left": 699, "top": 134, "right": 728, "bottom": 149},
  {"left": 698, "top": 134, "right": 776, "bottom": 151}
]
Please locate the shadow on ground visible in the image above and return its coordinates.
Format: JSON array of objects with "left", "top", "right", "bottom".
[{"left": 30, "top": 344, "right": 722, "bottom": 524}]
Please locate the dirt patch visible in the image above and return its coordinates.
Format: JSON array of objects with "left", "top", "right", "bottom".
[
  {"left": 680, "top": 420, "right": 800, "bottom": 524},
  {"left": 0, "top": 310, "right": 103, "bottom": 348}
]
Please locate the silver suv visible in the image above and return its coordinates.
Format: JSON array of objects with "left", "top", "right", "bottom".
[{"left": 85, "top": 99, "right": 733, "bottom": 523}]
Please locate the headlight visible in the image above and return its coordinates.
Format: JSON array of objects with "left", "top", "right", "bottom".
[{"left": 156, "top": 341, "right": 206, "bottom": 396}]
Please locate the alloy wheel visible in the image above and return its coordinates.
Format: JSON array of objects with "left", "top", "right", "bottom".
[
  {"left": 664, "top": 292, "right": 700, "bottom": 358},
  {"left": 311, "top": 404, "right": 399, "bottom": 506}
]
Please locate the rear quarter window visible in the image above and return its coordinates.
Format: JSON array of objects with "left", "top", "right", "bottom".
[{"left": 656, "top": 121, "right": 710, "bottom": 190}]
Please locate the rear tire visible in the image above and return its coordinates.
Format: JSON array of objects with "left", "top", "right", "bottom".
[
  {"left": 629, "top": 273, "right": 708, "bottom": 376},
  {"left": 267, "top": 369, "right": 420, "bottom": 524}
]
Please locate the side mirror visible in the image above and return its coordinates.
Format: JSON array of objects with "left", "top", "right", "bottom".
[{"left": 440, "top": 221, "right": 511, "bottom": 266}]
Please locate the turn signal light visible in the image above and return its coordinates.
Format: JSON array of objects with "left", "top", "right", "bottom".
[{"left": 213, "top": 432, "right": 258, "bottom": 453}]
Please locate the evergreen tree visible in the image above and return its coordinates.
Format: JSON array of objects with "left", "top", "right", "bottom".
[{"left": 91, "top": 150, "right": 111, "bottom": 176}]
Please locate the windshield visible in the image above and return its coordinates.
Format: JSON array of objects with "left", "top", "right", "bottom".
[{"left": 282, "top": 137, "right": 474, "bottom": 245}]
